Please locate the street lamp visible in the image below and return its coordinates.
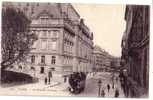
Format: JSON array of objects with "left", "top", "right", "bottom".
[{"left": 98, "top": 79, "right": 102, "bottom": 97}]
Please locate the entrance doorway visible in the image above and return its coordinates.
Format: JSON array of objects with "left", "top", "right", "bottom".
[{"left": 40, "top": 67, "right": 44, "bottom": 74}]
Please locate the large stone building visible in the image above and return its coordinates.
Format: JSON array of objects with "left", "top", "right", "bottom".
[
  {"left": 121, "top": 5, "right": 149, "bottom": 97},
  {"left": 3, "top": 2, "right": 94, "bottom": 78},
  {"left": 92, "top": 45, "right": 111, "bottom": 72}
]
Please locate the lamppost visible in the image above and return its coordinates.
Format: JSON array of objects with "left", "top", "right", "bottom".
[{"left": 98, "top": 79, "right": 102, "bottom": 97}]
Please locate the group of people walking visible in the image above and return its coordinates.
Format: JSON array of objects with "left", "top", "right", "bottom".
[
  {"left": 99, "top": 72, "right": 122, "bottom": 98},
  {"left": 44, "top": 70, "right": 52, "bottom": 85},
  {"left": 100, "top": 83, "right": 120, "bottom": 98}
]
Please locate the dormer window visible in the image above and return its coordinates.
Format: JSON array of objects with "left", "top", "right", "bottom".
[{"left": 38, "top": 10, "right": 52, "bottom": 25}]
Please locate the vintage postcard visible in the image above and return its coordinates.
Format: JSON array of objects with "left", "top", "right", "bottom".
[{"left": 0, "top": 1, "right": 150, "bottom": 98}]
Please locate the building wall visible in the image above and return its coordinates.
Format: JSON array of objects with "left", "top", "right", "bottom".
[
  {"left": 122, "top": 5, "right": 149, "bottom": 96},
  {"left": 93, "top": 46, "right": 112, "bottom": 71},
  {"left": 3, "top": 2, "right": 94, "bottom": 77},
  {"left": 73, "top": 19, "right": 94, "bottom": 73}
]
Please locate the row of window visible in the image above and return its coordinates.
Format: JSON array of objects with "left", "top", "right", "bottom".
[
  {"left": 64, "top": 44, "right": 73, "bottom": 54},
  {"left": 64, "top": 38, "right": 74, "bottom": 46},
  {"left": 64, "top": 38, "right": 73, "bottom": 53},
  {"left": 31, "top": 30, "right": 58, "bottom": 38},
  {"left": 41, "top": 39, "right": 57, "bottom": 50},
  {"left": 31, "top": 55, "right": 56, "bottom": 64},
  {"left": 39, "top": 18, "right": 59, "bottom": 25},
  {"left": 78, "top": 42, "right": 91, "bottom": 59}
]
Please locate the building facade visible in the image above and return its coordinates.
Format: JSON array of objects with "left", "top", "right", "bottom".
[
  {"left": 121, "top": 5, "right": 149, "bottom": 97},
  {"left": 3, "top": 2, "right": 94, "bottom": 78},
  {"left": 93, "top": 45, "right": 111, "bottom": 72},
  {"left": 110, "top": 57, "right": 121, "bottom": 71}
]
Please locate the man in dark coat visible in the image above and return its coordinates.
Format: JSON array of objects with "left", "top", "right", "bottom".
[
  {"left": 119, "top": 71, "right": 124, "bottom": 90},
  {"left": 101, "top": 89, "right": 105, "bottom": 97},
  {"left": 107, "top": 84, "right": 110, "bottom": 92},
  {"left": 44, "top": 77, "right": 47, "bottom": 85},
  {"left": 114, "top": 89, "right": 119, "bottom": 97},
  {"left": 48, "top": 70, "right": 52, "bottom": 84}
]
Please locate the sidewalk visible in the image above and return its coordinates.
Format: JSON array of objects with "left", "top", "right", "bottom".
[
  {"left": 1, "top": 74, "right": 70, "bottom": 91},
  {"left": 31, "top": 75, "right": 70, "bottom": 91},
  {"left": 0, "top": 76, "right": 71, "bottom": 96}
]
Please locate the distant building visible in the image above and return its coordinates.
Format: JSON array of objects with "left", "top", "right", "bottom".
[
  {"left": 110, "top": 57, "right": 121, "bottom": 71},
  {"left": 92, "top": 45, "right": 111, "bottom": 72},
  {"left": 121, "top": 5, "right": 149, "bottom": 97},
  {"left": 3, "top": 2, "right": 94, "bottom": 78}
]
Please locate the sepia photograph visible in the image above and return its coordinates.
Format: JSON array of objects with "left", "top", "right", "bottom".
[{"left": 0, "top": 1, "right": 150, "bottom": 98}]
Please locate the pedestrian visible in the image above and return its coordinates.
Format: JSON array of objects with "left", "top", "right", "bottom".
[
  {"left": 101, "top": 89, "right": 105, "bottom": 97},
  {"left": 44, "top": 77, "right": 47, "bottom": 85},
  {"left": 107, "top": 84, "right": 110, "bottom": 92},
  {"left": 122, "top": 83, "right": 126, "bottom": 96},
  {"left": 116, "top": 77, "right": 119, "bottom": 82},
  {"left": 114, "top": 89, "right": 119, "bottom": 98},
  {"left": 112, "top": 73, "right": 115, "bottom": 89},
  {"left": 98, "top": 79, "right": 102, "bottom": 97},
  {"left": 123, "top": 69, "right": 130, "bottom": 97},
  {"left": 48, "top": 70, "right": 52, "bottom": 84},
  {"left": 120, "top": 75, "right": 124, "bottom": 90},
  {"left": 112, "top": 82, "right": 114, "bottom": 89},
  {"left": 64, "top": 75, "right": 67, "bottom": 83}
]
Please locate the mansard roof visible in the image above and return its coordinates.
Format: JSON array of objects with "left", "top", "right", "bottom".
[
  {"left": 30, "top": 3, "right": 62, "bottom": 19},
  {"left": 3, "top": 2, "right": 80, "bottom": 20}
]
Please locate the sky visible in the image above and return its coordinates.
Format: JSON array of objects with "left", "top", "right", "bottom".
[{"left": 73, "top": 4, "right": 126, "bottom": 57}]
